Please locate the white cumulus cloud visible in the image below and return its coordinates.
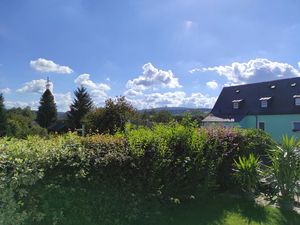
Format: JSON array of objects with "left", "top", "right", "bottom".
[
  {"left": 126, "top": 91, "right": 216, "bottom": 109},
  {"left": 30, "top": 58, "right": 73, "bottom": 74},
  {"left": 74, "top": 73, "right": 111, "bottom": 106},
  {"left": 54, "top": 92, "right": 72, "bottom": 112},
  {"left": 185, "top": 93, "right": 217, "bottom": 108},
  {"left": 17, "top": 79, "right": 53, "bottom": 94},
  {"left": 123, "top": 89, "right": 143, "bottom": 97},
  {"left": 206, "top": 80, "right": 218, "bottom": 89},
  {"left": 191, "top": 58, "right": 300, "bottom": 85},
  {"left": 126, "top": 63, "right": 181, "bottom": 93},
  {"left": 75, "top": 74, "right": 110, "bottom": 91},
  {"left": 0, "top": 88, "right": 11, "bottom": 94}
]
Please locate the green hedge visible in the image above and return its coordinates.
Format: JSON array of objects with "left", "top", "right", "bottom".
[{"left": 0, "top": 125, "right": 275, "bottom": 224}]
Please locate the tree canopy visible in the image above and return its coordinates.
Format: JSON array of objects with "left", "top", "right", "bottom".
[
  {"left": 6, "top": 107, "right": 47, "bottom": 138},
  {"left": 84, "top": 96, "right": 136, "bottom": 134}
]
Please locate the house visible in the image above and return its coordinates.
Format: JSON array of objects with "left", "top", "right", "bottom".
[
  {"left": 47, "top": 121, "right": 69, "bottom": 133},
  {"left": 202, "top": 77, "right": 300, "bottom": 141}
]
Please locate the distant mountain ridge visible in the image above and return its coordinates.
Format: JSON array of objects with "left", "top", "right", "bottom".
[
  {"left": 139, "top": 107, "right": 211, "bottom": 116},
  {"left": 55, "top": 107, "right": 211, "bottom": 120}
]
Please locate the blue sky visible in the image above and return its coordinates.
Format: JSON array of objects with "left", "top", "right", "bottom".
[{"left": 1, "top": 0, "right": 300, "bottom": 111}]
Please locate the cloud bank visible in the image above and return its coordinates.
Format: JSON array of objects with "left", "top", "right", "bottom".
[
  {"left": 127, "top": 91, "right": 216, "bottom": 109},
  {"left": 191, "top": 58, "right": 300, "bottom": 85}
]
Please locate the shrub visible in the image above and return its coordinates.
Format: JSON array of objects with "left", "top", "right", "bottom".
[
  {"left": 233, "top": 153, "right": 261, "bottom": 195},
  {"left": 203, "top": 127, "right": 274, "bottom": 190},
  {"left": 265, "top": 136, "right": 300, "bottom": 208},
  {"left": 0, "top": 125, "right": 276, "bottom": 224},
  {"left": 124, "top": 122, "right": 208, "bottom": 197}
]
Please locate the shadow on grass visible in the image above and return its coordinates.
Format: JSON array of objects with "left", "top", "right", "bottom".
[
  {"left": 142, "top": 194, "right": 270, "bottom": 225},
  {"left": 236, "top": 198, "right": 269, "bottom": 224},
  {"left": 137, "top": 194, "right": 300, "bottom": 225},
  {"left": 24, "top": 179, "right": 300, "bottom": 225}
]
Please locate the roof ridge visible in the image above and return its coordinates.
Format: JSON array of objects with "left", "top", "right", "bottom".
[{"left": 224, "top": 76, "right": 300, "bottom": 89}]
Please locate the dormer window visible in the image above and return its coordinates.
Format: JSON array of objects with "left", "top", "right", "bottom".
[
  {"left": 233, "top": 102, "right": 239, "bottom": 109},
  {"left": 293, "top": 95, "right": 300, "bottom": 106},
  {"left": 261, "top": 100, "right": 268, "bottom": 108},
  {"left": 259, "top": 97, "right": 272, "bottom": 108},
  {"left": 232, "top": 99, "right": 243, "bottom": 109}
]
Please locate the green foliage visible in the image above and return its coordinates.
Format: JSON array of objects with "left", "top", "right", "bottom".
[
  {"left": 151, "top": 110, "right": 173, "bottom": 123},
  {"left": 233, "top": 153, "right": 261, "bottom": 194},
  {"left": 36, "top": 89, "right": 57, "bottom": 128},
  {"left": 0, "top": 126, "right": 276, "bottom": 224},
  {"left": 202, "top": 127, "right": 274, "bottom": 190},
  {"left": 136, "top": 110, "right": 204, "bottom": 127},
  {"left": 6, "top": 107, "right": 47, "bottom": 138},
  {"left": 84, "top": 96, "right": 136, "bottom": 134},
  {"left": 180, "top": 113, "right": 198, "bottom": 127},
  {"left": 265, "top": 135, "right": 300, "bottom": 204},
  {"left": 0, "top": 93, "right": 7, "bottom": 136},
  {"left": 84, "top": 107, "right": 106, "bottom": 132},
  {"left": 68, "top": 86, "right": 93, "bottom": 129}
]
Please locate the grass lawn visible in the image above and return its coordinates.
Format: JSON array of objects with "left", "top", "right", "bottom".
[
  {"left": 28, "top": 183, "right": 300, "bottom": 225},
  {"left": 149, "top": 194, "right": 300, "bottom": 225}
]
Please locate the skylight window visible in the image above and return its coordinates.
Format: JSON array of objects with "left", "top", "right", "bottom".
[
  {"left": 270, "top": 85, "right": 276, "bottom": 89},
  {"left": 291, "top": 83, "right": 297, "bottom": 87}
]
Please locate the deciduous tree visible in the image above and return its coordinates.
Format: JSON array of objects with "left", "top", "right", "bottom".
[{"left": 84, "top": 96, "right": 136, "bottom": 134}]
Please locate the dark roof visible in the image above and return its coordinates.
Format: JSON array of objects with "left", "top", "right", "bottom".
[
  {"left": 211, "top": 77, "right": 300, "bottom": 121},
  {"left": 48, "top": 121, "right": 68, "bottom": 132}
]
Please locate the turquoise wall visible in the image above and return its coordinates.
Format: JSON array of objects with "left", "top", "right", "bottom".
[{"left": 239, "top": 115, "right": 300, "bottom": 142}]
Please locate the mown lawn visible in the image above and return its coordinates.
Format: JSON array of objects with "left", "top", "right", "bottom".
[
  {"left": 26, "top": 184, "right": 300, "bottom": 225},
  {"left": 149, "top": 195, "right": 300, "bottom": 225}
]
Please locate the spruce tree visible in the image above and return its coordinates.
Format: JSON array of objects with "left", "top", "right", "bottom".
[
  {"left": 67, "top": 86, "right": 93, "bottom": 129},
  {"left": 36, "top": 89, "right": 57, "bottom": 128},
  {"left": 0, "top": 93, "right": 7, "bottom": 136}
]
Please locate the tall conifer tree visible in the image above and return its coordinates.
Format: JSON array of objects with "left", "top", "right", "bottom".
[
  {"left": 67, "top": 86, "right": 93, "bottom": 129},
  {"left": 36, "top": 79, "right": 57, "bottom": 128},
  {"left": 0, "top": 93, "right": 7, "bottom": 136}
]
